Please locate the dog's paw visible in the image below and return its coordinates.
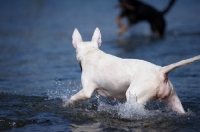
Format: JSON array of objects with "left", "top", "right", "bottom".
[{"left": 62, "top": 99, "right": 74, "bottom": 107}]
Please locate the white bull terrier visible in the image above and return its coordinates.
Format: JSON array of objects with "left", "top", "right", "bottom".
[{"left": 64, "top": 27, "right": 200, "bottom": 114}]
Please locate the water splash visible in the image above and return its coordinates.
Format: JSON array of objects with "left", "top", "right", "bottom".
[
  {"left": 97, "top": 95, "right": 164, "bottom": 120},
  {"left": 117, "top": 99, "right": 150, "bottom": 120},
  {"left": 46, "top": 79, "right": 196, "bottom": 120},
  {"left": 46, "top": 79, "right": 81, "bottom": 103}
]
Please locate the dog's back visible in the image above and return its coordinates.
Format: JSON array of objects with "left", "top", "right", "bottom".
[{"left": 81, "top": 48, "right": 161, "bottom": 89}]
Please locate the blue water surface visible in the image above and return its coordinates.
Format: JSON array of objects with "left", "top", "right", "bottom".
[{"left": 0, "top": 0, "right": 200, "bottom": 131}]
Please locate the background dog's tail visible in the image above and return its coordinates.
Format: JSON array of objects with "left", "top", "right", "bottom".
[
  {"left": 161, "top": 55, "right": 200, "bottom": 76},
  {"left": 161, "top": 0, "right": 176, "bottom": 15}
]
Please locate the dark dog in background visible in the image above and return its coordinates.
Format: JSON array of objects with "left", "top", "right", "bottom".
[{"left": 116, "top": 0, "right": 176, "bottom": 37}]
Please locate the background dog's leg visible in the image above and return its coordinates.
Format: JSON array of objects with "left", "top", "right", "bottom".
[
  {"left": 118, "top": 24, "right": 131, "bottom": 35},
  {"left": 117, "top": 16, "right": 123, "bottom": 27}
]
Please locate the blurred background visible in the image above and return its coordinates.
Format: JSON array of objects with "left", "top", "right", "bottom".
[{"left": 0, "top": 0, "right": 200, "bottom": 131}]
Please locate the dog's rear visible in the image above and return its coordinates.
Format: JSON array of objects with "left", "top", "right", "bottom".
[{"left": 157, "top": 55, "right": 200, "bottom": 113}]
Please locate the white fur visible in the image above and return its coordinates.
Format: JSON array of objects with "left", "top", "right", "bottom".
[{"left": 64, "top": 27, "right": 200, "bottom": 114}]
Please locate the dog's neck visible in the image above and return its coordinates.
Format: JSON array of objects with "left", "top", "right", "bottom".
[{"left": 76, "top": 46, "right": 99, "bottom": 71}]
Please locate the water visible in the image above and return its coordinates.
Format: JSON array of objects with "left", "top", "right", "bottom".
[{"left": 0, "top": 0, "right": 200, "bottom": 131}]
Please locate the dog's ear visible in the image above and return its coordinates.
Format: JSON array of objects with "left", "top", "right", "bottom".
[
  {"left": 91, "top": 27, "right": 102, "bottom": 48},
  {"left": 72, "top": 28, "right": 82, "bottom": 48}
]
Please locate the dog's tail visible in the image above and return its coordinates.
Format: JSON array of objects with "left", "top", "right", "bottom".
[
  {"left": 161, "top": 0, "right": 176, "bottom": 15},
  {"left": 161, "top": 55, "right": 200, "bottom": 76}
]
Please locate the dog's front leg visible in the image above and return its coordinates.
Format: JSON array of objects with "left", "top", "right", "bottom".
[
  {"left": 70, "top": 89, "right": 92, "bottom": 102},
  {"left": 70, "top": 78, "right": 97, "bottom": 102},
  {"left": 117, "top": 16, "right": 123, "bottom": 27},
  {"left": 62, "top": 89, "right": 94, "bottom": 107},
  {"left": 62, "top": 80, "right": 96, "bottom": 107},
  {"left": 118, "top": 24, "right": 131, "bottom": 35}
]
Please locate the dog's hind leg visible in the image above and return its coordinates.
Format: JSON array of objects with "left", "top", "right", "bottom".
[
  {"left": 125, "top": 82, "right": 157, "bottom": 105},
  {"left": 162, "top": 91, "right": 185, "bottom": 114}
]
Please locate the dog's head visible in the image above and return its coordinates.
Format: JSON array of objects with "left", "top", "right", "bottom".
[
  {"left": 72, "top": 28, "right": 102, "bottom": 67},
  {"left": 72, "top": 28, "right": 102, "bottom": 50}
]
